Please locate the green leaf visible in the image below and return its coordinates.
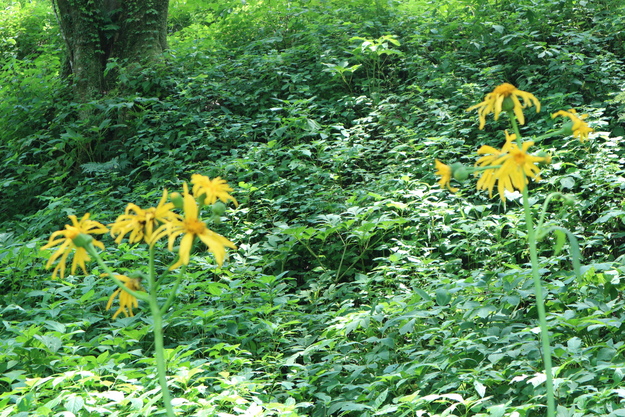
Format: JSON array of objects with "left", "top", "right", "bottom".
[
  {"left": 560, "top": 177, "right": 575, "bottom": 189},
  {"left": 435, "top": 288, "right": 451, "bottom": 306},
  {"left": 488, "top": 404, "right": 506, "bottom": 417},
  {"left": 594, "top": 210, "right": 625, "bottom": 224},
  {"left": 553, "top": 229, "right": 566, "bottom": 255},
  {"left": 373, "top": 388, "right": 389, "bottom": 408},
  {"left": 79, "top": 289, "right": 95, "bottom": 303},
  {"left": 414, "top": 288, "right": 431, "bottom": 302},
  {"left": 399, "top": 318, "right": 415, "bottom": 335},
  {"left": 474, "top": 380, "right": 486, "bottom": 398},
  {"left": 64, "top": 395, "right": 84, "bottom": 413}
]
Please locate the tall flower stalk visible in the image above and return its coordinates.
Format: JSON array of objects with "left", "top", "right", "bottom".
[
  {"left": 41, "top": 175, "right": 238, "bottom": 417},
  {"left": 435, "top": 83, "right": 592, "bottom": 417}
]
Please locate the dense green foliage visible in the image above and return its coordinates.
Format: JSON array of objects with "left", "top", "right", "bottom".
[{"left": 1, "top": 0, "right": 625, "bottom": 415}]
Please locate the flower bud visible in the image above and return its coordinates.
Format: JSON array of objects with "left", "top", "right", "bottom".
[
  {"left": 562, "top": 194, "right": 576, "bottom": 206},
  {"left": 72, "top": 233, "right": 93, "bottom": 248},
  {"left": 170, "top": 192, "right": 184, "bottom": 209},
  {"left": 560, "top": 121, "right": 575, "bottom": 136},
  {"left": 502, "top": 96, "right": 515, "bottom": 112},
  {"left": 212, "top": 201, "right": 227, "bottom": 216},
  {"left": 195, "top": 192, "right": 207, "bottom": 207},
  {"left": 450, "top": 162, "right": 469, "bottom": 181}
]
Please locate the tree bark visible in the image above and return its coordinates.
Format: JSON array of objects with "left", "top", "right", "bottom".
[{"left": 52, "top": 0, "right": 169, "bottom": 103}]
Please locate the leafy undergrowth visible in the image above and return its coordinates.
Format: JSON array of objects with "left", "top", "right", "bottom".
[{"left": 1, "top": 0, "right": 625, "bottom": 416}]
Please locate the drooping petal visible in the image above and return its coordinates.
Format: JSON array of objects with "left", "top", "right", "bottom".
[
  {"left": 198, "top": 230, "right": 237, "bottom": 267},
  {"left": 41, "top": 213, "right": 107, "bottom": 279},
  {"left": 467, "top": 83, "right": 540, "bottom": 129}
]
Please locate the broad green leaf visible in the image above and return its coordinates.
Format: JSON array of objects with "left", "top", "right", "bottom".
[
  {"left": 414, "top": 288, "right": 431, "bottom": 302},
  {"left": 435, "top": 288, "right": 451, "bottom": 306},
  {"left": 474, "top": 380, "right": 486, "bottom": 398},
  {"left": 65, "top": 395, "right": 84, "bottom": 413}
]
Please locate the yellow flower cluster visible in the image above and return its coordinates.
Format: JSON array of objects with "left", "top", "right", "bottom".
[
  {"left": 41, "top": 174, "right": 238, "bottom": 318},
  {"left": 150, "top": 183, "right": 237, "bottom": 270},
  {"left": 109, "top": 190, "right": 175, "bottom": 245},
  {"left": 434, "top": 83, "right": 593, "bottom": 200}
]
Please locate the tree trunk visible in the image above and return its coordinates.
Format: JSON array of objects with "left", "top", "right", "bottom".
[{"left": 52, "top": 0, "right": 169, "bottom": 104}]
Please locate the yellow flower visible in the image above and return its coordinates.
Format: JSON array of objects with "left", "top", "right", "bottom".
[
  {"left": 191, "top": 174, "right": 238, "bottom": 207},
  {"left": 106, "top": 274, "right": 142, "bottom": 319},
  {"left": 467, "top": 83, "right": 541, "bottom": 129},
  {"left": 551, "top": 109, "right": 594, "bottom": 142},
  {"left": 476, "top": 139, "right": 550, "bottom": 201},
  {"left": 110, "top": 189, "right": 175, "bottom": 245},
  {"left": 41, "top": 214, "right": 108, "bottom": 279},
  {"left": 475, "top": 131, "right": 517, "bottom": 198},
  {"left": 434, "top": 159, "right": 459, "bottom": 193},
  {"left": 152, "top": 184, "right": 237, "bottom": 270}
]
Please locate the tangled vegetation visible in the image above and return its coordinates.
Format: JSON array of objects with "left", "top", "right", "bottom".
[{"left": 1, "top": 0, "right": 625, "bottom": 416}]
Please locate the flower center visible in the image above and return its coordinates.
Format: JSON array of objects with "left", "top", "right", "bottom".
[
  {"left": 144, "top": 208, "right": 157, "bottom": 225},
  {"left": 185, "top": 218, "right": 206, "bottom": 235},
  {"left": 493, "top": 83, "right": 517, "bottom": 97},
  {"left": 65, "top": 226, "right": 81, "bottom": 239},
  {"left": 512, "top": 149, "right": 526, "bottom": 165}
]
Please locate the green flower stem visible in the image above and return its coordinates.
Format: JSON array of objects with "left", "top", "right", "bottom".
[
  {"left": 472, "top": 165, "right": 502, "bottom": 172},
  {"left": 535, "top": 192, "right": 565, "bottom": 237},
  {"left": 522, "top": 186, "right": 555, "bottom": 417},
  {"left": 148, "top": 245, "right": 157, "bottom": 293},
  {"left": 144, "top": 245, "right": 176, "bottom": 417},
  {"left": 86, "top": 243, "right": 176, "bottom": 417},
  {"left": 508, "top": 111, "right": 523, "bottom": 144},
  {"left": 161, "top": 268, "right": 185, "bottom": 314},
  {"left": 535, "top": 129, "right": 567, "bottom": 142},
  {"left": 85, "top": 243, "right": 149, "bottom": 302},
  {"left": 148, "top": 291, "right": 176, "bottom": 417},
  {"left": 507, "top": 110, "right": 564, "bottom": 143}
]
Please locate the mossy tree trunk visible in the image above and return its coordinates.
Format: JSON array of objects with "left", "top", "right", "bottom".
[{"left": 52, "top": 0, "right": 169, "bottom": 104}]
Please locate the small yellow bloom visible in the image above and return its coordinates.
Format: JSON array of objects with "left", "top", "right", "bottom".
[
  {"left": 106, "top": 274, "right": 142, "bottom": 319},
  {"left": 551, "top": 109, "right": 594, "bottom": 142},
  {"left": 110, "top": 189, "right": 175, "bottom": 245},
  {"left": 467, "top": 83, "right": 541, "bottom": 129},
  {"left": 434, "top": 159, "right": 459, "bottom": 193},
  {"left": 41, "top": 214, "right": 108, "bottom": 279},
  {"left": 476, "top": 139, "right": 550, "bottom": 201},
  {"left": 191, "top": 174, "right": 238, "bottom": 207},
  {"left": 152, "top": 184, "right": 237, "bottom": 269}
]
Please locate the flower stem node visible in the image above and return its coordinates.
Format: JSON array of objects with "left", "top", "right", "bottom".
[
  {"left": 450, "top": 163, "right": 469, "bottom": 181},
  {"left": 72, "top": 233, "right": 94, "bottom": 248}
]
